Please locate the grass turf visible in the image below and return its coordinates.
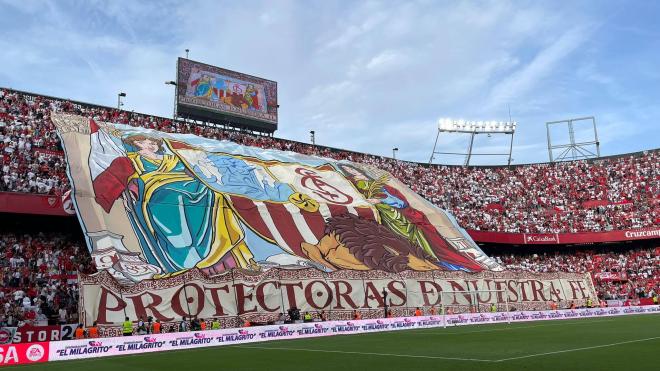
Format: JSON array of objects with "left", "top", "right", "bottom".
[{"left": 14, "top": 314, "right": 660, "bottom": 371}]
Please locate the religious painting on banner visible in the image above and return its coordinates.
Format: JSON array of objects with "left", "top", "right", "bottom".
[
  {"left": 52, "top": 113, "right": 501, "bottom": 284},
  {"left": 184, "top": 67, "right": 268, "bottom": 114}
]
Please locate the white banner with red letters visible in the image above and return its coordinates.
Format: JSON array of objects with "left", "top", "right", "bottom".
[
  {"left": 38, "top": 305, "right": 660, "bottom": 363},
  {"left": 79, "top": 269, "right": 600, "bottom": 327}
]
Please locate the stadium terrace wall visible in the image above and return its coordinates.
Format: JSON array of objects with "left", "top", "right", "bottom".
[
  {"left": 0, "top": 192, "right": 73, "bottom": 216},
  {"left": 3, "top": 87, "right": 658, "bottom": 167},
  {"left": 78, "top": 269, "right": 598, "bottom": 330},
  {"left": 1, "top": 306, "right": 658, "bottom": 366},
  {"left": 467, "top": 228, "right": 660, "bottom": 245},
  {"left": 2, "top": 191, "right": 658, "bottom": 245}
]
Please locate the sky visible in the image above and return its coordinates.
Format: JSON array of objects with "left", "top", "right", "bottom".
[{"left": 1, "top": 0, "right": 659, "bottom": 165}]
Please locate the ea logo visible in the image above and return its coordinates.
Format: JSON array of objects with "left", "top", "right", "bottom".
[{"left": 25, "top": 344, "right": 45, "bottom": 362}]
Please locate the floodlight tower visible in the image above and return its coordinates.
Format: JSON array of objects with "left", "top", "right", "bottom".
[
  {"left": 428, "top": 119, "right": 517, "bottom": 166},
  {"left": 546, "top": 116, "right": 600, "bottom": 162},
  {"left": 117, "top": 92, "right": 126, "bottom": 110},
  {"left": 165, "top": 81, "right": 177, "bottom": 119}
]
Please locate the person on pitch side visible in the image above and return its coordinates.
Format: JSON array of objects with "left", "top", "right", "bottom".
[
  {"left": 211, "top": 318, "right": 221, "bottom": 330},
  {"left": 122, "top": 317, "right": 133, "bottom": 336},
  {"left": 74, "top": 324, "right": 85, "bottom": 339},
  {"left": 88, "top": 321, "right": 99, "bottom": 338}
]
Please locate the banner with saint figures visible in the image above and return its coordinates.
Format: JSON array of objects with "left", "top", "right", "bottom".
[{"left": 52, "top": 113, "right": 502, "bottom": 284}]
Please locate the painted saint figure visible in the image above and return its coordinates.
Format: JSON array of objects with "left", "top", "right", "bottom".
[
  {"left": 92, "top": 134, "right": 256, "bottom": 274},
  {"left": 244, "top": 84, "right": 261, "bottom": 110},
  {"left": 192, "top": 74, "right": 213, "bottom": 100}
]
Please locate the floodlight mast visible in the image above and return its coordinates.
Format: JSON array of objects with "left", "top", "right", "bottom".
[
  {"left": 429, "top": 118, "right": 517, "bottom": 166},
  {"left": 546, "top": 116, "right": 600, "bottom": 162}
]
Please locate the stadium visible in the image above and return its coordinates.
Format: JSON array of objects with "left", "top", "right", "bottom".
[{"left": 0, "top": 2, "right": 658, "bottom": 370}]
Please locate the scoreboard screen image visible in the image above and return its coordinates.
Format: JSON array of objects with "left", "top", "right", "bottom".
[{"left": 176, "top": 58, "right": 278, "bottom": 132}]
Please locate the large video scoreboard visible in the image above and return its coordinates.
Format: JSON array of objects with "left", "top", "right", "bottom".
[{"left": 176, "top": 58, "right": 278, "bottom": 133}]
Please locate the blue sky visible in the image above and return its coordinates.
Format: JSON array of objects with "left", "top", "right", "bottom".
[{"left": 1, "top": 0, "right": 658, "bottom": 165}]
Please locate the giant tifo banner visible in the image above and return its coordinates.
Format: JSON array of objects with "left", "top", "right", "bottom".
[
  {"left": 53, "top": 112, "right": 501, "bottom": 279},
  {"left": 53, "top": 113, "right": 603, "bottom": 325},
  {"left": 0, "top": 306, "right": 657, "bottom": 366}
]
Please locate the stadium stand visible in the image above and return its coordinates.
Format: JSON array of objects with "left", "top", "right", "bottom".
[
  {"left": 1, "top": 88, "right": 658, "bottom": 233},
  {"left": 493, "top": 247, "right": 659, "bottom": 301},
  {"left": 1, "top": 226, "right": 656, "bottom": 327},
  {"left": 0, "top": 87, "right": 658, "bottom": 327},
  {"left": 0, "top": 230, "right": 93, "bottom": 327}
]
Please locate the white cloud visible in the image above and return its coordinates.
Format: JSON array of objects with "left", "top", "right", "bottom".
[
  {"left": 365, "top": 50, "right": 409, "bottom": 72},
  {"left": 484, "top": 24, "right": 595, "bottom": 112}
]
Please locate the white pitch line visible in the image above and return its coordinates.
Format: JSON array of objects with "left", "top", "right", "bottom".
[
  {"left": 240, "top": 334, "right": 660, "bottom": 364},
  {"left": 413, "top": 319, "right": 617, "bottom": 336},
  {"left": 495, "top": 336, "right": 660, "bottom": 362},
  {"left": 237, "top": 345, "right": 495, "bottom": 362}
]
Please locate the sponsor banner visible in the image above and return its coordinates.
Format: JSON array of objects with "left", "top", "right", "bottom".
[
  {"left": 80, "top": 269, "right": 598, "bottom": 326},
  {"left": 59, "top": 325, "right": 77, "bottom": 341},
  {"left": 0, "top": 329, "right": 16, "bottom": 345},
  {"left": 11, "top": 325, "right": 77, "bottom": 344},
  {"left": 34, "top": 148, "right": 64, "bottom": 157},
  {"left": 443, "top": 306, "right": 660, "bottom": 326},
  {"left": 468, "top": 227, "right": 660, "bottom": 245},
  {"left": 47, "top": 306, "right": 660, "bottom": 363},
  {"left": 0, "top": 192, "right": 70, "bottom": 216},
  {"left": 0, "top": 342, "right": 49, "bottom": 366},
  {"left": 593, "top": 272, "right": 627, "bottom": 281},
  {"left": 523, "top": 233, "right": 560, "bottom": 244}
]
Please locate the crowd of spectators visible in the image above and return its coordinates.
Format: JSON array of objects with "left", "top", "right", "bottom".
[
  {"left": 422, "top": 158, "right": 660, "bottom": 233},
  {"left": 1, "top": 229, "right": 656, "bottom": 328},
  {"left": 494, "top": 246, "right": 659, "bottom": 301},
  {"left": 1, "top": 88, "right": 658, "bottom": 234},
  {"left": 0, "top": 88, "right": 657, "bottom": 338},
  {"left": 0, "top": 90, "right": 67, "bottom": 194},
  {"left": 0, "top": 232, "right": 94, "bottom": 327}
]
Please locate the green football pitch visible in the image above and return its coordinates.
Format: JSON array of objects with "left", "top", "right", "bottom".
[{"left": 15, "top": 314, "right": 660, "bottom": 371}]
